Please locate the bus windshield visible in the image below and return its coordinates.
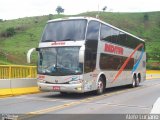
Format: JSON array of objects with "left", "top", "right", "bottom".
[
  {"left": 41, "top": 19, "right": 87, "bottom": 42},
  {"left": 38, "top": 47, "right": 83, "bottom": 76}
]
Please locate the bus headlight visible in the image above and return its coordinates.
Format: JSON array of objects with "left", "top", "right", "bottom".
[
  {"left": 39, "top": 79, "right": 46, "bottom": 83},
  {"left": 75, "top": 87, "right": 82, "bottom": 91}
]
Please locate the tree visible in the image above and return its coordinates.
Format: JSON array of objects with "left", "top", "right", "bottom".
[
  {"left": 0, "top": 19, "right": 3, "bottom": 22},
  {"left": 143, "top": 13, "right": 149, "bottom": 27},
  {"left": 144, "top": 13, "right": 149, "bottom": 22},
  {"left": 56, "top": 6, "right": 64, "bottom": 14},
  {"left": 102, "top": 6, "right": 107, "bottom": 12}
]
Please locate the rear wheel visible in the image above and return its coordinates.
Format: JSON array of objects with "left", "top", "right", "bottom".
[
  {"left": 96, "top": 77, "right": 105, "bottom": 95},
  {"left": 131, "top": 76, "right": 136, "bottom": 88},
  {"left": 135, "top": 77, "right": 140, "bottom": 87}
]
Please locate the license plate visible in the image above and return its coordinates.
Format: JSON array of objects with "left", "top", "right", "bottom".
[{"left": 53, "top": 86, "right": 60, "bottom": 91}]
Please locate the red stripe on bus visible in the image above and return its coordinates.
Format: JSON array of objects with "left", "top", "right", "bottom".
[{"left": 111, "top": 43, "right": 144, "bottom": 83}]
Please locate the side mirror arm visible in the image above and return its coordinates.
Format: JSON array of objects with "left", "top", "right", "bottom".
[{"left": 27, "top": 48, "right": 36, "bottom": 63}]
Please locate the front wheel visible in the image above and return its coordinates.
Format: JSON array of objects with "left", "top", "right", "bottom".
[
  {"left": 60, "top": 92, "right": 68, "bottom": 95},
  {"left": 96, "top": 77, "right": 105, "bottom": 95}
]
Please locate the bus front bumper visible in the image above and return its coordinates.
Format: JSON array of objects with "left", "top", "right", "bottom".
[{"left": 38, "top": 82, "right": 84, "bottom": 93}]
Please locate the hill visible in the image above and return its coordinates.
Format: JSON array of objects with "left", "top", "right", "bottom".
[{"left": 0, "top": 12, "right": 160, "bottom": 69}]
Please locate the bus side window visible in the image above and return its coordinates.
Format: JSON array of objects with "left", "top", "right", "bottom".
[
  {"left": 100, "top": 24, "right": 112, "bottom": 41},
  {"left": 111, "top": 29, "right": 119, "bottom": 44},
  {"left": 86, "top": 21, "right": 100, "bottom": 40},
  {"left": 100, "top": 24, "right": 119, "bottom": 44},
  {"left": 119, "top": 32, "right": 127, "bottom": 47}
]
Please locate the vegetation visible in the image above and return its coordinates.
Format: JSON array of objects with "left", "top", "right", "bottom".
[
  {"left": 102, "top": 6, "right": 107, "bottom": 12},
  {"left": 0, "top": 11, "right": 160, "bottom": 69},
  {"left": 56, "top": 6, "right": 64, "bottom": 14}
]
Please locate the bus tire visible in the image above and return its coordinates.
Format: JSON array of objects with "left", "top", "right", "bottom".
[
  {"left": 60, "top": 92, "right": 68, "bottom": 95},
  {"left": 131, "top": 75, "right": 136, "bottom": 88},
  {"left": 135, "top": 77, "right": 140, "bottom": 87},
  {"left": 96, "top": 77, "right": 105, "bottom": 95}
]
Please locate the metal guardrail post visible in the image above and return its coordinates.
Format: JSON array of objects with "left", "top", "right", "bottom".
[
  {"left": 9, "top": 66, "right": 11, "bottom": 79},
  {"left": 30, "top": 67, "right": 32, "bottom": 78}
]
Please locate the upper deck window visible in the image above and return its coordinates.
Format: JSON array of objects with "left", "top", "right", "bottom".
[
  {"left": 100, "top": 24, "right": 145, "bottom": 50},
  {"left": 41, "top": 19, "right": 87, "bottom": 42}
]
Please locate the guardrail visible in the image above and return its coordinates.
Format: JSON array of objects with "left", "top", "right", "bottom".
[
  {"left": 146, "top": 70, "right": 160, "bottom": 74},
  {"left": 0, "top": 65, "right": 37, "bottom": 79}
]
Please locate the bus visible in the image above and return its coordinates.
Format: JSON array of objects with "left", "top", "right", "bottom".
[{"left": 27, "top": 17, "right": 146, "bottom": 94}]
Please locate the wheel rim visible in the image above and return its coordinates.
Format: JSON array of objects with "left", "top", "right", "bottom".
[
  {"left": 132, "top": 78, "right": 136, "bottom": 87},
  {"left": 98, "top": 80, "right": 104, "bottom": 93},
  {"left": 136, "top": 78, "right": 140, "bottom": 86}
]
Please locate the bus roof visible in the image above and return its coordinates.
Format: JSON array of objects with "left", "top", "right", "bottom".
[{"left": 47, "top": 17, "right": 145, "bottom": 42}]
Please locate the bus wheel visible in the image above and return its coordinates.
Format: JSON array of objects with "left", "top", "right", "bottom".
[
  {"left": 135, "top": 77, "right": 140, "bottom": 87},
  {"left": 131, "top": 76, "right": 136, "bottom": 88},
  {"left": 60, "top": 92, "right": 68, "bottom": 95},
  {"left": 96, "top": 77, "right": 105, "bottom": 95}
]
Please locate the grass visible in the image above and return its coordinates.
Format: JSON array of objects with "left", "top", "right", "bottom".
[{"left": 0, "top": 12, "right": 160, "bottom": 68}]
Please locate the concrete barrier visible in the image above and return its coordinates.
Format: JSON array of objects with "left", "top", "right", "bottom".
[
  {"left": 146, "top": 74, "right": 160, "bottom": 80},
  {"left": 0, "top": 78, "right": 39, "bottom": 97},
  {"left": 0, "top": 70, "right": 160, "bottom": 98},
  {"left": 146, "top": 70, "right": 160, "bottom": 80},
  {"left": 0, "top": 65, "right": 39, "bottom": 97}
]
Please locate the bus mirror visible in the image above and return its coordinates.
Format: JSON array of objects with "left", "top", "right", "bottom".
[
  {"left": 36, "top": 48, "right": 40, "bottom": 51},
  {"left": 27, "top": 48, "right": 36, "bottom": 63}
]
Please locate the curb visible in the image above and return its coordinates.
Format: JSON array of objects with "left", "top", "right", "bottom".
[
  {"left": 0, "top": 87, "right": 40, "bottom": 98},
  {"left": 146, "top": 77, "right": 160, "bottom": 80}
]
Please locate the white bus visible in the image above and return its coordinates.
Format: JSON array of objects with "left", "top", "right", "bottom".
[{"left": 27, "top": 17, "right": 146, "bottom": 94}]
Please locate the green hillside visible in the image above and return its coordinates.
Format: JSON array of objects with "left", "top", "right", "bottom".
[{"left": 0, "top": 12, "right": 160, "bottom": 69}]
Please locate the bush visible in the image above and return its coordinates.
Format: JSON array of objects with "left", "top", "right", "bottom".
[
  {"left": 0, "top": 27, "right": 16, "bottom": 37},
  {"left": 48, "top": 14, "right": 53, "bottom": 20},
  {"left": 6, "top": 27, "right": 16, "bottom": 37},
  {"left": 15, "top": 25, "right": 27, "bottom": 31},
  {"left": 147, "top": 64, "right": 160, "bottom": 70}
]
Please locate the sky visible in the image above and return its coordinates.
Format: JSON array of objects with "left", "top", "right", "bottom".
[{"left": 0, "top": 0, "right": 160, "bottom": 20}]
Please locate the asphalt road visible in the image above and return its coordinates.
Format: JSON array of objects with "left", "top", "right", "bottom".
[{"left": 0, "top": 79, "right": 160, "bottom": 120}]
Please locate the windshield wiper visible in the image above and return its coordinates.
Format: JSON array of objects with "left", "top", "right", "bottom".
[
  {"left": 55, "top": 65, "right": 76, "bottom": 74},
  {"left": 42, "top": 39, "right": 53, "bottom": 42},
  {"left": 43, "top": 38, "right": 75, "bottom": 42},
  {"left": 59, "top": 38, "right": 74, "bottom": 41}
]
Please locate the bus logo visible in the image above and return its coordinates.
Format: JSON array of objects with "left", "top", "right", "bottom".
[
  {"left": 104, "top": 43, "right": 123, "bottom": 55},
  {"left": 51, "top": 42, "right": 65, "bottom": 46}
]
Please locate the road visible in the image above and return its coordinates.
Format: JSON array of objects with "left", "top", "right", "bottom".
[{"left": 0, "top": 79, "right": 160, "bottom": 120}]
